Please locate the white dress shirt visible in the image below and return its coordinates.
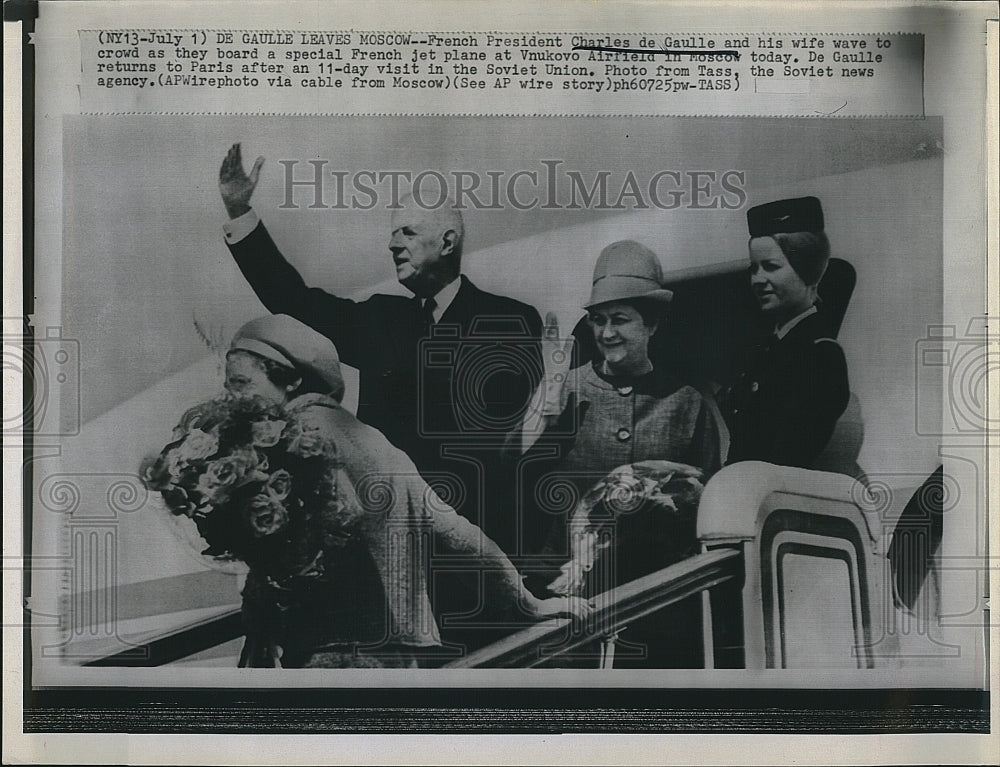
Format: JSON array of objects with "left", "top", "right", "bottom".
[{"left": 425, "top": 277, "right": 460, "bottom": 322}]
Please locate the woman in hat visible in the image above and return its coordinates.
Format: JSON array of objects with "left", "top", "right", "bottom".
[
  {"left": 518, "top": 241, "right": 721, "bottom": 667},
  {"left": 521, "top": 241, "right": 719, "bottom": 472},
  {"left": 725, "top": 196, "right": 850, "bottom": 468},
  {"left": 145, "top": 314, "right": 589, "bottom": 669}
]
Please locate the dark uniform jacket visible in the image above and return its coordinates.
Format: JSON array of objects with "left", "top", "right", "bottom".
[
  {"left": 227, "top": 221, "right": 543, "bottom": 554},
  {"left": 725, "top": 309, "right": 850, "bottom": 469}
]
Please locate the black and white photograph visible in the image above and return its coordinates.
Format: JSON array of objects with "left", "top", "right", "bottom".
[
  {"left": 4, "top": 0, "right": 996, "bottom": 763},
  {"left": 41, "top": 113, "right": 960, "bottom": 676}
]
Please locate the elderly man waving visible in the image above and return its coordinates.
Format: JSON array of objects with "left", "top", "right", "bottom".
[{"left": 219, "top": 144, "right": 545, "bottom": 652}]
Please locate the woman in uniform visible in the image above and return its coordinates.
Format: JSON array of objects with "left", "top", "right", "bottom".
[{"left": 725, "top": 196, "right": 850, "bottom": 468}]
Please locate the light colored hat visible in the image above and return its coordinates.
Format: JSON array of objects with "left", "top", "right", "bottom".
[
  {"left": 584, "top": 240, "right": 673, "bottom": 309},
  {"left": 230, "top": 314, "right": 345, "bottom": 402}
]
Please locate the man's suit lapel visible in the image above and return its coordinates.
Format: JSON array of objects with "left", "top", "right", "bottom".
[
  {"left": 378, "top": 297, "right": 423, "bottom": 373},
  {"left": 438, "top": 275, "right": 477, "bottom": 332}
]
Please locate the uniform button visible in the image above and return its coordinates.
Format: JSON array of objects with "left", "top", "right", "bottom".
[
  {"left": 751, "top": 382, "right": 759, "bottom": 392},
  {"left": 616, "top": 428, "right": 631, "bottom": 442}
]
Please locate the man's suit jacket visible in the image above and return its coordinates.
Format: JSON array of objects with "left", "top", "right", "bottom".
[{"left": 228, "top": 221, "right": 543, "bottom": 552}]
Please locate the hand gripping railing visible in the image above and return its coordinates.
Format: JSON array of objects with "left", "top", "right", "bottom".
[{"left": 443, "top": 548, "right": 742, "bottom": 669}]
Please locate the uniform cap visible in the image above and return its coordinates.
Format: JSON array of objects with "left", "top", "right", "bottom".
[{"left": 747, "top": 196, "right": 824, "bottom": 237}]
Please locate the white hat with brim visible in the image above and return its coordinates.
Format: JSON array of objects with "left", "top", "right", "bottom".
[
  {"left": 230, "top": 314, "right": 346, "bottom": 403},
  {"left": 583, "top": 240, "right": 674, "bottom": 309}
]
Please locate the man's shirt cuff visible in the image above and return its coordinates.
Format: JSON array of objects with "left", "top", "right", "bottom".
[{"left": 223, "top": 209, "right": 261, "bottom": 243}]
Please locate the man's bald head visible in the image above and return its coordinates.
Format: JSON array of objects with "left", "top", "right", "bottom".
[
  {"left": 399, "top": 194, "right": 464, "bottom": 252},
  {"left": 388, "top": 196, "right": 465, "bottom": 297}
]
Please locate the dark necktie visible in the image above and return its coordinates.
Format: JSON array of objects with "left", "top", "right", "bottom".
[{"left": 420, "top": 297, "right": 437, "bottom": 330}]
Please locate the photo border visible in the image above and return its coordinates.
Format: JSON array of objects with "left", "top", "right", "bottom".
[{"left": 5, "top": 0, "right": 997, "bottom": 762}]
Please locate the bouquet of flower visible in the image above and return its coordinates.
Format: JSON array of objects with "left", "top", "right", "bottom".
[
  {"left": 141, "top": 395, "right": 358, "bottom": 577},
  {"left": 547, "top": 460, "right": 705, "bottom": 597}
]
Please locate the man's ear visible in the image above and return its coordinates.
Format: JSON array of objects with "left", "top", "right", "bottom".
[{"left": 440, "top": 229, "right": 458, "bottom": 258}]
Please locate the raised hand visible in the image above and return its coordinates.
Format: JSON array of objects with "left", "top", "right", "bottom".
[
  {"left": 219, "top": 142, "right": 264, "bottom": 219},
  {"left": 540, "top": 312, "right": 575, "bottom": 416}
]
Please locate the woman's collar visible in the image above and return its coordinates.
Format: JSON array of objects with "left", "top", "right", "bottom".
[{"left": 774, "top": 304, "right": 818, "bottom": 339}]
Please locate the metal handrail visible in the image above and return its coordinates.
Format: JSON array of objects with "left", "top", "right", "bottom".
[
  {"left": 444, "top": 547, "right": 742, "bottom": 669},
  {"left": 82, "top": 605, "right": 244, "bottom": 667},
  {"left": 80, "top": 548, "right": 742, "bottom": 668}
]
